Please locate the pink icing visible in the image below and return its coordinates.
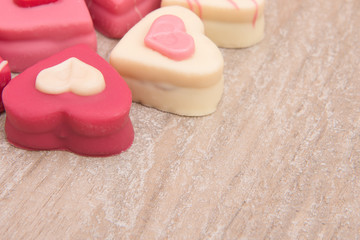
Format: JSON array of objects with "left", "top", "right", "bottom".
[
  {"left": 227, "top": 0, "right": 239, "bottom": 9},
  {"left": 0, "top": 0, "right": 96, "bottom": 72},
  {"left": 227, "top": 0, "right": 258, "bottom": 27},
  {"left": 251, "top": 0, "right": 259, "bottom": 27},
  {"left": 144, "top": 15, "right": 195, "bottom": 61},
  {"left": 14, "top": 0, "right": 58, "bottom": 8},
  {"left": 186, "top": 0, "right": 203, "bottom": 18},
  {"left": 85, "top": 0, "right": 161, "bottom": 38}
]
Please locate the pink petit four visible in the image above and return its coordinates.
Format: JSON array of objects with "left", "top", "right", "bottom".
[
  {"left": 0, "top": 0, "right": 97, "bottom": 72},
  {"left": 0, "top": 57, "right": 11, "bottom": 113},
  {"left": 3, "top": 44, "right": 134, "bottom": 156},
  {"left": 85, "top": 0, "right": 161, "bottom": 38}
]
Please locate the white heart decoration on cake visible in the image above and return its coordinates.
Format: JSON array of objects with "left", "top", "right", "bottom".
[{"left": 35, "top": 57, "right": 105, "bottom": 96}]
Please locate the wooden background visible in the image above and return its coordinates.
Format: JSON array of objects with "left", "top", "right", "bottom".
[{"left": 1, "top": 0, "right": 360, "bottom": 239}]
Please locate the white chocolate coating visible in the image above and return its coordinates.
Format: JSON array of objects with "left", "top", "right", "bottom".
[
  {"left": 36, "top": 57, "right": 105, "bottom": 96},
  {"left": 161, "top": 0, "right": 265, "bottom": 48},
  {"left": 203, "top": 14, "right": 264, "bottom": 48},
  {"left": 127, "top": 76, "right": 224, "bottom": 116},
  {"left": 110, "top": 6, "right": 224, "bottom": 116}
]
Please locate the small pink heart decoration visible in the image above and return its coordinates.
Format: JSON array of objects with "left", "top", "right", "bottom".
[{"left": 144, "top": 15, "right": 195, "bottom": 61}]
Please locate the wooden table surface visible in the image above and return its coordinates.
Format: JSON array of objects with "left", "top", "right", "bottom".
[{"left": 1, "top": 0, "right": 360, "bottom": 239}]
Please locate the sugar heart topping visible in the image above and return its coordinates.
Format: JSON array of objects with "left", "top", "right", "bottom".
[
  {"left": 144, "top": 15, "right": 195, "bottom": 61},
  {"left": 36, "top": 57, "right": 105, "bottom": 96}
]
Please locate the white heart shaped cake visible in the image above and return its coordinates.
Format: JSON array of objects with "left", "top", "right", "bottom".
[
  {"left": 110, "top": 6, "right": 224, "bottom": 116},
  {"left": 161, "top": 0, "right": 265, "bottom": 48}
]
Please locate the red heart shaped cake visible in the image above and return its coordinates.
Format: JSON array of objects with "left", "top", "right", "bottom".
[
  {"left": 85, "top": 0, "right": 161, "bottom": 38},
  {"left": 0, "top": 0, "right": 97, "bottom": 72},
  {"left": 3, "top": 44, "right": 134, "bottom": 156}
]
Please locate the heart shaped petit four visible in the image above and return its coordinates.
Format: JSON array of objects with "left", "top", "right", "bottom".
[
  {"left": 161, "top": 0, "right": 265, "bottom": 48},
  {"left": 110, "top": 6, "right": 224, "bottom": 116},
  {"left": 85, "top": 0, "right": 161, "bottom": 38},
  {"left": 0, "top": 0, "right": 97, "bottom": 72},
  {"left": 0, "top": 57, "right": 11, "bottom": 113},
  {"left": 3, "top": 45, "right": 134, "bottom": 156}
]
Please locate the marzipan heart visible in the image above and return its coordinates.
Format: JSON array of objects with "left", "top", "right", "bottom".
[
  {"left": 35, "top": 57, "right": 105, "bottom": 96},
  {"left": 144, "top": 15, "right": 195, "bottom": 61}
]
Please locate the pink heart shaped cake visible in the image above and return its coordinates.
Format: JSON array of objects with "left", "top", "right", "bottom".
[
  {"left": 0, "top": 0, "right": 97, "bottom": 72},
  {"left": 161, "top": 0, "right": 265, "bottom": 48},
  {"left": 3, "top": 44, "right": 134, "bottom": 156},
  {"left": 85, "top": 0, "right": 161, "bottom": 38}
]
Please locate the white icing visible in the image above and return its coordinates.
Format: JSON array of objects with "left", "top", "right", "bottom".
[
  {"left": 125, "top": 76, "right": 224, "bottom": 116},
  {"left": 203, "top": 14, "right": 265, "bottom": 48},
  {"left": 0, "top": 60, "right": 8, "bottom": 72},
  {"left": 35, "top": 57, "right": 105, "bottom": 96}
]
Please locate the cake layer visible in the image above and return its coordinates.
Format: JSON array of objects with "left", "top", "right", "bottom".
[{"left": 126, "top": 76, "right": 224, "bottom": 116}]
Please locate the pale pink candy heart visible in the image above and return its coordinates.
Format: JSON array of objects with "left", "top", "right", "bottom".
[{"left": 144, "top": 15, "right": 195, "bottom": 61}]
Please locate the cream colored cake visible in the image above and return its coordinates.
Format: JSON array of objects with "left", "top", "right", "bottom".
[
  {"left": 161, "top": 0, "right": 265, "bottom": 48},
  {"left": 110, "top": 6, "right": 224, "bottom": 116}
]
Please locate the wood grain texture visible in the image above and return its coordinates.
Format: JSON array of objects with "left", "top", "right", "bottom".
[{"left": 1, "top": 0, "right": 360, "bottom": 239}]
